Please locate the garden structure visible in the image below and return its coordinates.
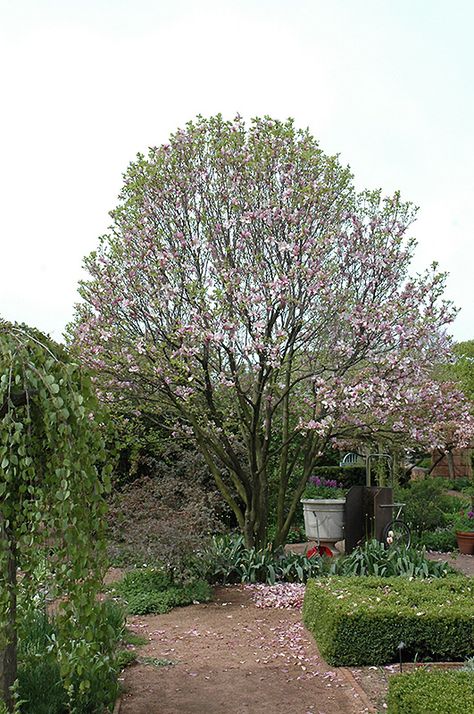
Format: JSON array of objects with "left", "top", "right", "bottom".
[{"left": 301, "top": 452, "right": 408, "bottom": 553}]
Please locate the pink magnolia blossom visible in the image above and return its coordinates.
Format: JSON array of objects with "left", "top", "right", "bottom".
[{"left": 70, "top": 115, "right": 474, "bottom": 547}]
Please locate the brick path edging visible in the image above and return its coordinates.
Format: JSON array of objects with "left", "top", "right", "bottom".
[{"left": 339, "top": 667, "right": 378, "bottom": 713}]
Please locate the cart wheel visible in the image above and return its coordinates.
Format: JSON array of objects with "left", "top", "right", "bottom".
[{"left": 382, "top": 520, "right": 411, "bottom": 549}]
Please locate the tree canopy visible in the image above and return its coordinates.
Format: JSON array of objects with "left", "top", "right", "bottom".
[
  {"left": 71, "top": 115, "right": 473, "bottom": 547},
  {"left": 452, "top": 340, "right": 474, "bottom": 405}
]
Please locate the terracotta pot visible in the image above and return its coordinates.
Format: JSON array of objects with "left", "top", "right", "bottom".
[{"left": 456, "top": 530, "right": 474, "bottom": 555}]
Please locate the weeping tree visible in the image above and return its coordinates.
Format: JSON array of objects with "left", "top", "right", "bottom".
[
  {"left": 0, "top": 321, "right": 112, "bottom": 712},
  {"left": 70, "top": 115, "right": 473, "bottom": 548}
]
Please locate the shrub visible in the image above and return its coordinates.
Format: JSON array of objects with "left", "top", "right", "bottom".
[
  {"left": 387, "top": 670, "right": 474, "bottom": 714},
  {"left": 312, "top": 465, "right": 366, "bottom": 489},
  {"left": 303, "top": 576, "right": 473, "bottom": 666},
  {"left": 15, "top": 599, "right": 126, "bottom": 714},
  {"left": 447, "top": 477, "right": 473, "bottom": 493},
  {"left": 395, "top": 479, "right": 461, "bottom": 534},
  {"left": 412, "top": 528, "right": 458, "bottom": 552},
  {"left": 330, "top": 540, "right": 454, "bottom": 578},
  {"left": 112, "top": 568, "right": 212, "bottom": 615},
  {"left": 107, "top": 465, "right": 224, "bottom": 572}
]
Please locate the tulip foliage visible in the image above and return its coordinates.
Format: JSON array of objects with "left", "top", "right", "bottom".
[{"left": 72, "top": 115, "right": 473, "bottom": 548}]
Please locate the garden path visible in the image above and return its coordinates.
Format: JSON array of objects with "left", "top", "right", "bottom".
[
  {"left": 426, "top": 551, "right": 474, "bottom": 576},
  {"left": 119, "top": 585, "right": 372, "bottom": 714}
]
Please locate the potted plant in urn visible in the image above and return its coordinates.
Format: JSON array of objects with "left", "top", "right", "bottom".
[
  {"left": 453, "top": 507, "right": 474, "bottom": 554},
  {"left": 300, "top": 476, "right": 346, "bottom": 545}
]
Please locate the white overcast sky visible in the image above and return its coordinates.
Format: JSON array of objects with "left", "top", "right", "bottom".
[{"left": 1, "top": 0, "right": 473, "bottom": 342}]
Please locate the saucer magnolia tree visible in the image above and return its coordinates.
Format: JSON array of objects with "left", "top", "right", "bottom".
[{"left": 72, "top": 115, "right": 473, "bottom": 548}]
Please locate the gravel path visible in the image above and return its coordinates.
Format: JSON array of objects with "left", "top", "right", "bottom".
[{"left": 119, "top": 586, "right": 372, "bottom": 714}]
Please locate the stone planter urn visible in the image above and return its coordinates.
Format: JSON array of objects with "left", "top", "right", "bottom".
[
  {"left": 301, "top": 498, "right": 345, "bottom": 544},
  {"left": 456, "top": 531, "right": 474, "bottom": 555}
]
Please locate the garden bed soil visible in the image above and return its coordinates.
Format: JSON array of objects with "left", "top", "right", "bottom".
[{"left": 119, "top": 585, "right": 374, "bottom": 714}]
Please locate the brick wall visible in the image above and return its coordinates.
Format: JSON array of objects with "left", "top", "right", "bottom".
[{"left": 431, "top": 448, "right": 473, "bottom": 479}]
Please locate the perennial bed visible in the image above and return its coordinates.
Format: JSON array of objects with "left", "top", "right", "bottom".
[{"left": 303, "top": 576, "right": 474, "bottom": 666}]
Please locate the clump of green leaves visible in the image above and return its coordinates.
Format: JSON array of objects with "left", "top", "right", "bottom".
[
  {"left": 331, "top": 539, "right": 453, "bottom": 578},
  {"left": 16, "top": 598, "right": 125, "bottom": 714},
  {"left": 200, "top": 534, "right": 326, "bottom": 585},
  {"left": 395, "top": 478, "right": 462, "bottom": 534},
  {"left": 412, "top": 528, "right": 458, "bottom": 552},
  {"left": 111, "top": 568, "right": 212, "bottom": 615}
]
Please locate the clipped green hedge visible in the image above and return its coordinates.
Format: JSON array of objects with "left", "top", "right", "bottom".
[
  {"left": 387, "top": 670, "right": 474, "bottom": 714},
  {"left": 312, "top": 465, "right": 365, "bottom": 488},
  {"left": 303, "top": 576, "right": 474, "bottom": 666}
]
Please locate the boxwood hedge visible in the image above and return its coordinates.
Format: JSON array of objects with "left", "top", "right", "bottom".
[
  {"left": 387, "top": 670, "right": 474, "bottom": 714},
  {"left": 302, "top": 576, "right": 474, "bottom": 666}
]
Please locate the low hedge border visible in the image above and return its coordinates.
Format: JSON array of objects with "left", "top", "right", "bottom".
[
  {"left": 387, "top": 670, "right": 474, "bottom": 714},
  {"left": 302, "top": 576, "right": 474, "bottom": 666}
]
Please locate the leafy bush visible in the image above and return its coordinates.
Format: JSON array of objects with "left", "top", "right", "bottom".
[
  {"left": 395, "top": 478, "right": 461, "bottom": 534},
  {"left": 107, "top": 455, "right": 225, "bottom": 571},
  {"left": 200, "top": 534, "right": 328, "bottom": 585},
  {"left": 447, "top": 477, "right": 473, "bottom": 493},
  {"left": 285, "top": 525, "right": 306, "bottom": 544},
  {"left": 112, "top": 568, "right": 212, "bottom": 615},
  {"left": 331, "top": 540, "right": 454, "bottom": 578},
  {"left": 451, "top": 506, "right": 474, "bottom": 532},
  {"left": 387, "top": 670, "right": 474, "bottom": 714},
  {"left": 303, "top": 576, "right": 473, "bottom": 666},
  {"left": 15, "top": 599, "right": 126, "bottom": 714},
  {"left": 412, "top": 528, "right": 458, "bottom": 552}
]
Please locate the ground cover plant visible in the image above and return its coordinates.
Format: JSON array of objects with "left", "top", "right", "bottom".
[
  {"left": 303, "top": 575, "right": 473, "bottom": 666},
  {"left": 110, "top": 569, "right": 212, "bottom": 615},
  {"left": 387, "top": 669, "right": 474, "bottom": 714},
  {"left": 70, "top": 114, "right": 474, "bottom": 550}
]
